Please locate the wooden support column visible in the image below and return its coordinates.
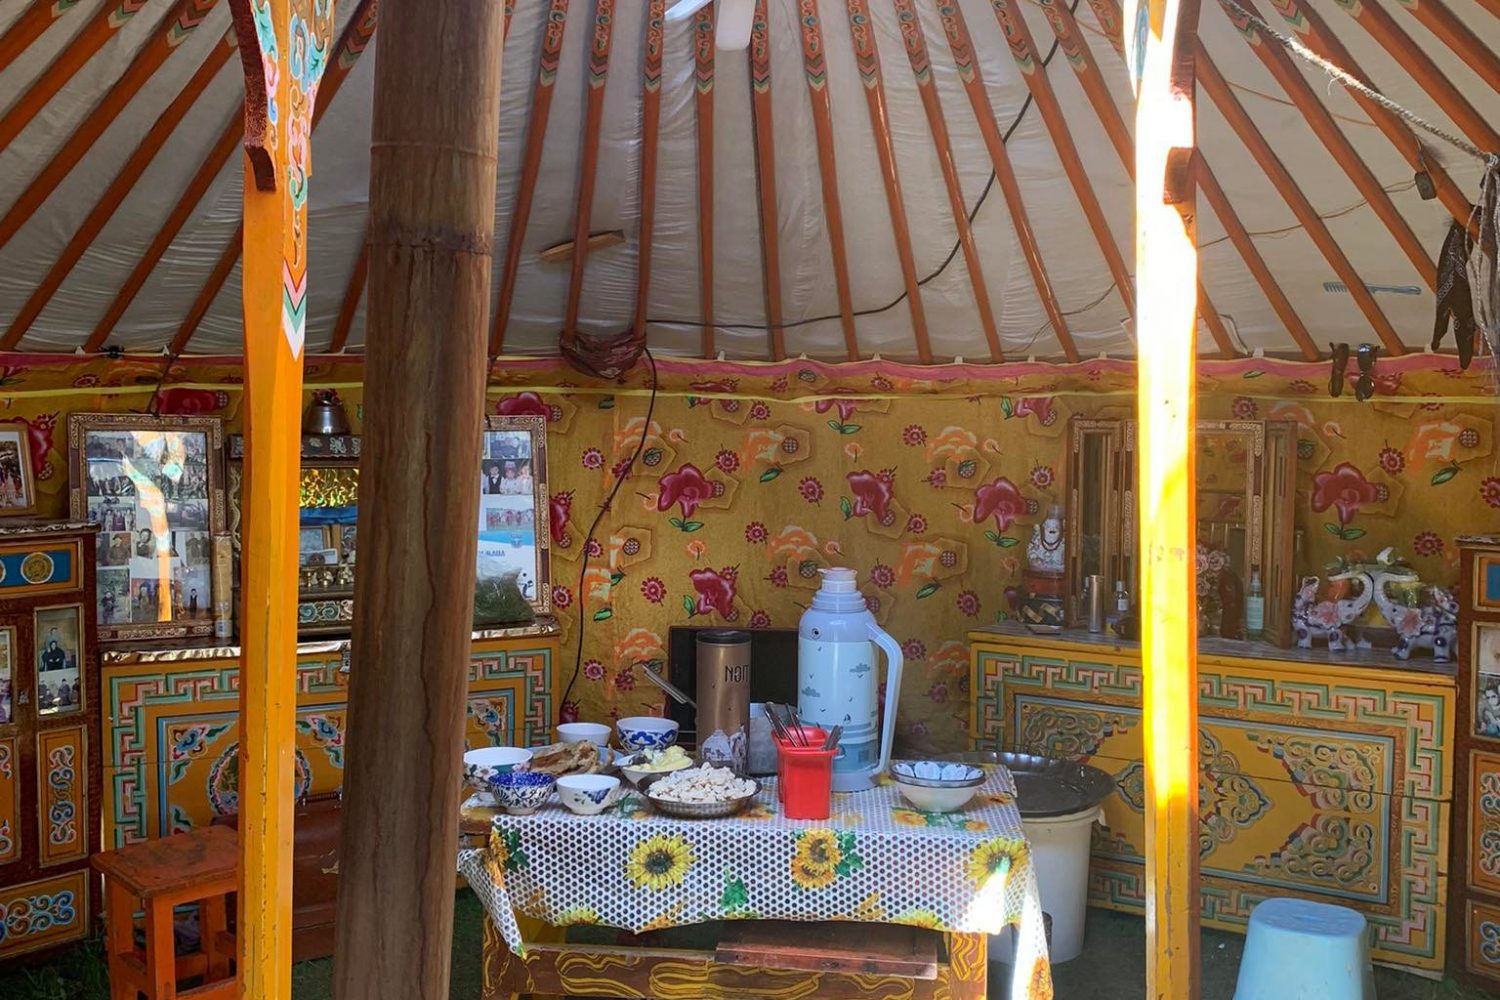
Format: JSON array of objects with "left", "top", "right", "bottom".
[
  {"left": 331, "top": 0, "right": 505, "bottom": 998},
  {"left": 1126, "top": 1, "right": 1201, "bottom": 997},
  {"left": 226, "top": 1, "right": 334, "bottom": 997}
]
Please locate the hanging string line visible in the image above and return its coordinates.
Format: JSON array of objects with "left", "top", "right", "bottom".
[{"left": 1216, "top": 0, "right": 1494, "bottom": 164}]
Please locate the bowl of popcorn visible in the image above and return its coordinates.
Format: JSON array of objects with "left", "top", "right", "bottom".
[
  {"left": 645, "top": 764, "right": 759, "bottom": 819},
  {"left": 618, "top": 745, "right": 694, "bottom": 790}
]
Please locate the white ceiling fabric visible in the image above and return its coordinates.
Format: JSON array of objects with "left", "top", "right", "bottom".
[{"left": 0, "top": 0, "right": 1495, "bottom": 361}]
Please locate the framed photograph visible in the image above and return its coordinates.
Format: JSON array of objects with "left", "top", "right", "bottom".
[
  {"left": 1475, "top": 624, "right": 1500, "bottom": 740},
  {"left": 228, "top": 439, "right": 360, "bottom": 637},
  {"left": 0, "top": 625, "right": 13, "bottom": 727},
  {"left": 68, "top": 414, "right": 225, "bottom": 642},
  {"left": 34, "top": 604, "right": 84, "bottom": 717},
  {"left": 476, "top": 416, "right": 550, "bottom": 622},
  {"left": 0, "top": 428, "right": 36, "bottom": 515}
]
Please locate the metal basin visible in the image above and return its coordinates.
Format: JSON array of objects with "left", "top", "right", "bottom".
[{"left": 939, "top": 750, "right": 1115, "bottom": 818}]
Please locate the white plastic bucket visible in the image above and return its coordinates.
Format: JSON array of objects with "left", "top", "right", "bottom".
[{"left": 990, "top": 805, "right": 1104, "bottom": 965}]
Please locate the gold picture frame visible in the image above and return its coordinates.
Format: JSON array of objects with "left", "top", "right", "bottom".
[
  {"left": 34, "top": 603, "right": 85, "bottom": 718},
  {"left": 478, "top": 415, "right": 551, "bottom": 621},
  {"left": 0, "top": 625, "right": 15, "bottom": 728},
  {"left": 0, "top": 427, "right": 37, "bottom": 516},
  {"left": 67, "top": 413, "right": 226, "bottom": 642}
]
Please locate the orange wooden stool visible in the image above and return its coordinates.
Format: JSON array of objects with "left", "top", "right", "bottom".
[{"left": 91, "top": 824, "right": 238, "bottom": 1000}]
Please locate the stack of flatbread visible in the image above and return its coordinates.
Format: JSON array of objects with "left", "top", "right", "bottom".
[{"left": 525, "top": 740, "right": 603, "bottom": 777}]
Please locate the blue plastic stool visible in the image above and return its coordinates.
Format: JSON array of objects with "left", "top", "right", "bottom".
[{"left": 1234, "top": 898, "right": 1376, "bottom": 1000}]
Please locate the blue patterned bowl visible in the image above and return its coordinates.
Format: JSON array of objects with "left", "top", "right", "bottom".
[
  {"left": 616, "top": 716, "right": 679, "bottom": 753},
  {"left": 488, "top": 770, "right": 555, "bottom": 815},
  {"left": 463, "top": 747, "right": 532, "bottom": 800},
  {"left": 555, "top": 774, "right": 621, "bottom": 815}
]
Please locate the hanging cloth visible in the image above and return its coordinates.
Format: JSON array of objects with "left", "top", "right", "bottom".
[
  {"left": 1470, "top": 156, "right": 1500, "bottom": 371},
  {"left": 1433, "top": 221, "right": 1475, "bottom": 368}
]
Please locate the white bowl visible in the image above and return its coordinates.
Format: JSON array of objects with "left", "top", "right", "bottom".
[
  {"left": 556, "top": 774, "right": 621, "bottom": 815},
  {"left": 556, "top": 722, "right": 612, "bottom": 748},
  {"left": 894, "top": 781, "right": 981, "bottom": 813},
  {"left": 618, "top": 752, "right": 693, "bottom": 789},
  {"left": 463, "top": 747, "right": 532, "bottom": 798},
  {"left": 616, "top": 716, "right": 680, "bottom": 753}
]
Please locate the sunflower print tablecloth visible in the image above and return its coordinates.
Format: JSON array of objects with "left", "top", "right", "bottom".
[{"left": 457, "top": 765, "right": 1053, "bottom": 1000}]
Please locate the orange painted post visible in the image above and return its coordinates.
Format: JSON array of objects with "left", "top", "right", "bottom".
[
  {"left": 1126, "top": 1, "right": 1201, "bottom": 997},
  {"left": 225, "top": 0, "right": 335, "bottom": 996}
]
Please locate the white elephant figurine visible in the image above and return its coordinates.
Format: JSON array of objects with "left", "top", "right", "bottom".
[
  {"left": 1370, "top": 568, "right": 1459, "bottom": 662},
  {"left": 1291, "top": 570, "right": 1374, "bottom": 651}
]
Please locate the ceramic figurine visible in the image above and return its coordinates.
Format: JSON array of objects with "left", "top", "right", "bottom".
[
  {"left": 1291, "top": 568, "right": 1374, "bottom": 651},
  {"left": 1027, "top": 507, "right": 1066, "bottom": 577},
  {"left": 1368, "top": 547, "right": 1459, "bottom": 661}
]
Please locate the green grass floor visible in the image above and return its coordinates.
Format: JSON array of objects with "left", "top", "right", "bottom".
[{"left": 1, "top": 894, "right": 1491, "bottom": 999}]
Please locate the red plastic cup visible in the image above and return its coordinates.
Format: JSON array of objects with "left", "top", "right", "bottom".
[
  {"left": 776, "top": 728, "right": 838, "bottom": 820},
  {"left": 774, "top": 726, "right": 827, "bottom": 803}
]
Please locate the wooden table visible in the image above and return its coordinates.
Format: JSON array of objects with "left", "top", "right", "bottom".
[{"left": 480, "top": 916, "right": 992, "bottom": 1000}]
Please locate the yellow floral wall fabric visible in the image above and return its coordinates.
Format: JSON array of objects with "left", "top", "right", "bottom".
[{"left": 0, "top": 355, "right": 1494, "bottom": 754}]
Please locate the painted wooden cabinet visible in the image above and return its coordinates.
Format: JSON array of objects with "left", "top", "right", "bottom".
[
  {"left": 969, "top": 625, "right": 1454, "bottom": 974},
  {"left": 0, "top": 521, "right": 101, "bottom": 961},
  {"left": 1451, "top": 537, "right": 1500, "bottom": 987},
  {"left": 100, "top": 624, "right": 557, "bottom": 848}
]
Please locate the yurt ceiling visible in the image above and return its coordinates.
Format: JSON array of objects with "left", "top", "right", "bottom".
[{"left": 0, "top": 0, "right": 1497, "bottom": 364}]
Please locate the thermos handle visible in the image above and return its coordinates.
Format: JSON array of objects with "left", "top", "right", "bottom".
[{"left": 868, "top": 624, "right": 904, "bottom": 780}]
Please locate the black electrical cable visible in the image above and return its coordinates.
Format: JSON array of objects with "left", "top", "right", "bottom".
[
  {"left": 557, "top": 346, "right": 658, "bottom": 714},
  {"left": 642, "top": 0, "right": 1083, "bottom": 335}
]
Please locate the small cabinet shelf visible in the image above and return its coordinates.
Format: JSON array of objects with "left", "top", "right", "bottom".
[
  {"left": 0, "top": 520, "right": 101, "bottom": 960},
  {"left": 1065, "top": 418, "right": 1297, "bottom": 646}
]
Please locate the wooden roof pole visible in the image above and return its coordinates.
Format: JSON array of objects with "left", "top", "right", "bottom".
[
  {"left": 1220, "top": 0, "right": 1435, "bottom": 290},
  {"left": 329, "top": 235, "right": 370, "bottom": 353},
  {"left": 1036, "top": 0, "right": 1268, "bottom": 358},
  {"left": 169, "top": 0, "right": 380, "bottom": 354},
  {"left": 225, "top": 0, "right": 334, "bottom": 995},
  {"left": 1, "top": 33, "right": 237, "bottom": 349},
  {"left": 931, "top": 0, "right": 1078, "bottom": 362},
  {"left": 890, "top": 0, "right": 997, "bottom": 362},
  {"left": 330, "top": 0, "right": 505, "bottom": 994},
  {"left": 633, "top": 0, "right": 666, "bottom": 337},
  {"left": 795, "top": 0, "right": 859, "bottom": 360},
  {"left": 1261, "top": 0, "right": 1474, "bottom": 231},
  {"left": 0, "top": 0, "right": 222, "bottom": 250},
  {"left": 1398, "top": 0, "right": 1500, "bottom": 98},
  {"left": 1332, "top": 0, "right": 1500, "bottom": 153},
  {"left": 694, "top": 7, "right": 717, "bottom": 356},
  {"left": 489, "top": 0, "right": 573, "bottom": 356},
  {"left": 1197, "top": 51, "right": 1407, "bottom": 355},
  {"left": 325, "top": 1, "right": 513, "bottom": 359},
  {"left": 562, "top": 0, "right": 617, "bottom": 346},
  {"left": 84, "top": 0, "right": 380, "bottom": 353},
  {"left": 841, "top": 0, "right": 932, "bottom": 364},
  {"left": 1128, "top": 2, "right": 1202, "bottom": 995},
  {"left": 984, "top": 0, "right": 1137, "bottom": 320},
  {"left": 749, "top": 0, "right": 786, "bottom": 360},
  {"left": 0, "top": 0, "right": 73, "bottom": 75},
  {"left": 0, "top": 0, "right": 163, "bottom": 152}
]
